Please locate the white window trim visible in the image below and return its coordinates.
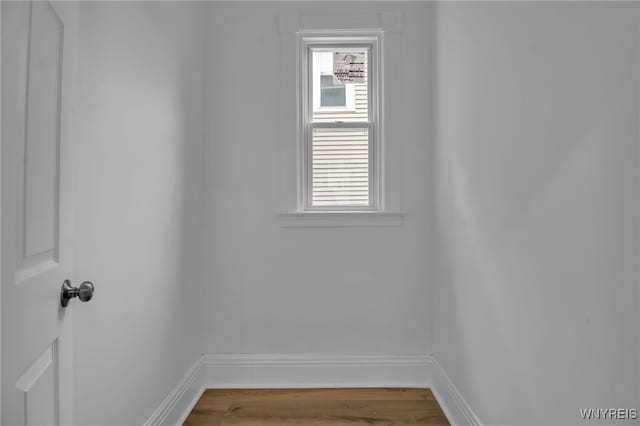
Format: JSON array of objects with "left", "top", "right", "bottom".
[
  {"left": 278, "top": 12, "right": 405, "bottom": 227},
  {"left": 278, "top": 211, "right": 405, "bottom": 227}
]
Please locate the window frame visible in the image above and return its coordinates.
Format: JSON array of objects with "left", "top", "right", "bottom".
[{"left": 300, "top": 35, "right": 381, "bottom": 212}]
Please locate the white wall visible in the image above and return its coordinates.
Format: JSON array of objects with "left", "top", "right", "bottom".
[
  {"left": 71, "top": 2, "right": 205, "bottom": 425},
  {"left": 433, "top": 2, "right": 640, "bottom": 424},
  {"left": 202, "top": 2, "right": 434, "bottom": 356}
]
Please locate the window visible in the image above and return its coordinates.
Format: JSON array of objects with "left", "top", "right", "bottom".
[
  {"left": 320, "top": 74, "right": 345, "bottom": 107},
  {"left": 278, "top": 15, "right": 405, "bottom": 226},
  {"left": 302, "top": 37, "right": 379, "bottom": 211},
  {"left": 313, "top": 52, "right": 355, "bottom": 110}
]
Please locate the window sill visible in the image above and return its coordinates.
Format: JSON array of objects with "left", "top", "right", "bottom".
[{"left": 277, "top": 211, "right": 405, "bottom": 228}]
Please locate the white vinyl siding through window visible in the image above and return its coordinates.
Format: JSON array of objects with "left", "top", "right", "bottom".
[{"left": 312, "top": 127, "right": 369, "bottom": 206}]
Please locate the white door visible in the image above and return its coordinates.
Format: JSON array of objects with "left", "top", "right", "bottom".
[{"left": 2, "top": 2, "right": 82, "bottom": 425}]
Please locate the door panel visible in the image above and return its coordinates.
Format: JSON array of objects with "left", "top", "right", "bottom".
[
  {"left": 17, "top": 0, "right": 63, "bottom": 281},
  {"left": 2, "top": 1, "right": 78, "bottom": 425},
  {"left": 22, "top": 1, "right": 63, "bottom": 263},
  {"left": 15, "top": 343, "right": 58, "bottom": 426}
]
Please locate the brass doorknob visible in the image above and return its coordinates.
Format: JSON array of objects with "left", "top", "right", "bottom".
[{"left": 60, "top": 280, "right": 95, "bottom": 307}]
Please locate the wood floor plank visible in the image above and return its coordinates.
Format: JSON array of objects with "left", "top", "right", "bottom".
[
  {"left": 196, "top": 388, "right": 435, "bottom": 403},
  {"left": 225, "top": 399, "right": 442, "bottom": 418},
  {"left": 183, "top": 388, "right": 449, "bottom": 426}
]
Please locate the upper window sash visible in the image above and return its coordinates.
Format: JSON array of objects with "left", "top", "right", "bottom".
[{"left": 305, "top": 43, "right": 374, "bottom": 124}]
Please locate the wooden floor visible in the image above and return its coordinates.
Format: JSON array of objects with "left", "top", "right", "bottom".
[{"left": 183, "top": 388, "right": 450, "bottom": 425}]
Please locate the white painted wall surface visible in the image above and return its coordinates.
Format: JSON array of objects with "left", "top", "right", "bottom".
[
  {"left": 433, "top": 2, "right": 640, "bottom": 424},
  {"left": 202, "top": 2, "right": 433, "bottom": 355},
  {"left": 0, "top": 3, "right": 3, "bottom": 419},
  {"left": 71, "top": 2, "right": 204, "bottom": 425}
]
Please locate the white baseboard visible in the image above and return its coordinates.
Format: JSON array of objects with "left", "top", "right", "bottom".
[
  {"left": 201, "top": 353, "right": 432, "bottom": 389},
  {"left": 430, "top": 356, "right": 484, "bottom": 426},
  {"left": 144, "top": 360, "right": 204, "bottom": 426},
  {"left": 146, "top": 353, "right": 482, "bottom": 426}
]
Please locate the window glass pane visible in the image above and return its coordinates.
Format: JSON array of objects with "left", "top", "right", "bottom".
[
  {"left": 320, "top": 75, "right": 346, "bottom": 107},
  {"left": 312, "top": 127, "right": 369, "bottom": 207},
  {"left": 312, "top": 49, "right": 368, "bottom": 122}
]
